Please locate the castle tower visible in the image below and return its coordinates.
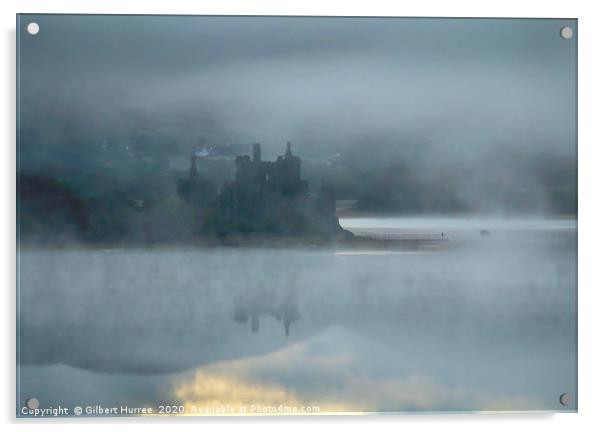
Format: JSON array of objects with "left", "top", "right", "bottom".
[
  {"left": 253, "top": 143, "right": 261, "bottom": 162},
  {"left": 285, "top": 141, "right": 293, "bottom": 159},
  {"left": 273, "top": 141, "right": 302, "bottom": 189}
]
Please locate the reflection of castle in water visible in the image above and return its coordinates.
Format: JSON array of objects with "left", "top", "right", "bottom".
[
  {"left": 178, "top": 142, "right": 348, "bottom": 236},
  {"left": 233, "top": 296, "right": 300, "bottom": 337}
]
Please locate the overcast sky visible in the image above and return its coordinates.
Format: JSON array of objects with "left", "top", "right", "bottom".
[{"left": 18, "top": 15, "right": 576, "bottom": 160}]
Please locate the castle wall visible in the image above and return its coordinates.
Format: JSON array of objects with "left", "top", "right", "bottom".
[{"left": 181, "top": 142, "right": 346, "bottom": 236}]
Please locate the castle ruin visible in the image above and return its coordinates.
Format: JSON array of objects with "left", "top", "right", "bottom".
[{"left": 178, "top": 142, "right": 348, "bottom": 237}]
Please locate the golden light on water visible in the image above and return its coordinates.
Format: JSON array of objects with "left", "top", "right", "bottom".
[
  {"left": 170, "top": 338, "right": 357, "bottom": 415},
  {"left": 168, "top": 328, "right": 545, "bottom": 415},
  {"left": 173, "top": 371, "right": 353, "bottom": 415}
]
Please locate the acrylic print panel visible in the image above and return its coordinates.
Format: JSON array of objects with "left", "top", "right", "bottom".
[{"left": 16, "top": 15, "right": 577, "bottom": 417}]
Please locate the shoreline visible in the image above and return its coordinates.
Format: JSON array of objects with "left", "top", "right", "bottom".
[{"left": 17, "top": 234, "right": 450, "bottom": 252}]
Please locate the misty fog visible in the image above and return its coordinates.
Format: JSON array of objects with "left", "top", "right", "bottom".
[
  {"left": 18, "top": 16, "right": 576, "bottom": 218},
  {"left": 18, "top": 218, "right": 576, "bottom": 412},
  {"left": 17, "top": 15, "right": 577, "bottom": 414}
]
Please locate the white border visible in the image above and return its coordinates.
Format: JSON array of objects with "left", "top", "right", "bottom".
[{"left": 3, "top": 1, "right": 600, "bottom": 431}]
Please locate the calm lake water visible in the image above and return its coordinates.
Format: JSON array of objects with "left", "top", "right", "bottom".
[{"left": 17, "top": 217, "right": 577, "bottom": 415}]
